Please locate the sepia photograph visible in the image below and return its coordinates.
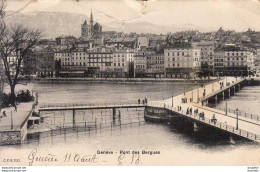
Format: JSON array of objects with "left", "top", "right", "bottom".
[{"left": 0, "top": 0, "right": 260, "bottom": 168}]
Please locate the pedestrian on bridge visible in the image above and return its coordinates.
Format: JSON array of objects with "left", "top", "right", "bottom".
[
  {"left": 2, "top": 111, "right": 6, "bottom": 117},
  {"left": 186, "top": 108, "right": 189, "bottom": 115},
  {"left": 211, "top": 114, "right": 217, "bottom": 124},
  {"left": 194, "top": 108, "right": 198, "bottom": 115}
]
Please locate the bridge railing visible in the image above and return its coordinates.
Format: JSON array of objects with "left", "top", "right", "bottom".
[
  {"left": 39, "top": 101, "right": 146, "bottom": 109},
  {"left": 149, "top": 103, "right": 260, "bottom": 143},
  {"left": 217, "top": 107, "right": 260, "bottom": 122}
]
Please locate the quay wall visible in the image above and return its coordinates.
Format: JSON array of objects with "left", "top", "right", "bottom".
[
  {"left": 34, "top": 77, "right": 216, "bottom": 84},
  {"left": 0, "top": 131, "right": 22, "bottom": 145},
  {"left": 0, "top": 102, "right": 35, "bottom": 146}
]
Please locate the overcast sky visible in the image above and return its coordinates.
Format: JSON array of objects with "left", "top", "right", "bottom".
[{"left": 4, "top": 0, "right": 260, "bottom": 32}]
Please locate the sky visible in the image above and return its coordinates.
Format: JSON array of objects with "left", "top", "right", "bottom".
[{"left": 4, "top": 0, "right": 260, "bottom": 32}]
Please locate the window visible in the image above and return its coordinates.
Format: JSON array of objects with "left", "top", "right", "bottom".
[
  {"left": 118, "top": 63, "right": 120, "bottom": 66},
  {"left": 114, "top": 63, "right": 116, "bottom": 66},
  {"left": 172, "top": 58, "right": 175, "bottom": 61},
  {"left": 122, "top": 63, "right": 124, "bottom": 66}
]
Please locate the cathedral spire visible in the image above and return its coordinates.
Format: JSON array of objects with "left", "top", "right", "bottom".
[{"left": 90, "top": 9, "right": 93, "bottom": 26}]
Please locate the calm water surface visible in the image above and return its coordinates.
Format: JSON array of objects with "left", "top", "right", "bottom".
[{"left": 1, "top": 82, "right": 260, "bottom": 166}]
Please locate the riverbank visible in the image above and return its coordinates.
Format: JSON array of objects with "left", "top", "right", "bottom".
[{"left": 34, "top": 77, "right": 218, "bottom": 84}]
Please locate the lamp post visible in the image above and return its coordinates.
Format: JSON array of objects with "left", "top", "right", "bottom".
[
  {"left": 171, "top": 92, "right": 173, "bottom": 107},
  {"left": 225, "top": 101, "right": 227, "bottom": 116},
  {"left": 236, "top": 108, "right": 239, "bottom": 130},
  {"left": 184, "top": 84, "right": 186, "bottom": 95},
  {"left": 11, "top": 111, "right": 13, "bottom": 130},
  {"left": 197, "top": 88, "right": 199, "bottom": 103},
  {"left": 191, "top": 90, "right": 193, "bottom": 102}
]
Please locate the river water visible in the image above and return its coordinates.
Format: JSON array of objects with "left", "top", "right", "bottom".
[{"left": 1, "top": 81, "right": 260, "bottom": 166}]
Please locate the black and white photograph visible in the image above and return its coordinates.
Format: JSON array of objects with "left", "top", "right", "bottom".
[{"left": 0, "top": 0, "right": 260, "bottom": 168}]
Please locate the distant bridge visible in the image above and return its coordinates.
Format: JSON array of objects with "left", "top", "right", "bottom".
[{"left": 38, "top": 103, "right": 146, "bottom": 112}]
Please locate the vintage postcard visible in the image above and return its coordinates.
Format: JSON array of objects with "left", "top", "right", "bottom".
[{"left": 0, "top": 0, "right": 260, "bottom": 168}]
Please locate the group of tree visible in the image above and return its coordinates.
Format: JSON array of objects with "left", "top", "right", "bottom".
[
  {"left": 0, "top": 89, "right": 34, "bottom": 108},
  {"left": 0, "top": 0, "right": 42, "bottom": 108}
]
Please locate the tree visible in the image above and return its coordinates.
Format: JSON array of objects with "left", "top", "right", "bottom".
[
  {"left": 0, "top": 0, "right": 42, "bottom": 107},
  {"left": 0, "top": 0, "right": 6, "bottom": 107}
]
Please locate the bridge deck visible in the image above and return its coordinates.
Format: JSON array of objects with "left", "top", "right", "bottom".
[
  {"left": 201, "top": 78, "right": 244, "bottom": 101},
  {"left": 39, "top": 104, "right": 146, "bottom": 111},
  {"left": 149, "top": 77, "right": 260, "bottom": 143}
]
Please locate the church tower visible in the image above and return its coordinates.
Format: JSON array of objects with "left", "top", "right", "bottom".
[
  {"left": 90, "top": 9, "right": 94, "bottom": 26},
  {"left": 81, "top": 10, "right": 102, "bottom": 38},
  {"left": 81, "top": 20, "right": 88, "bottom": 37},
  {"left": 89, "top": 9, "right": 94, "bottom": 36}
]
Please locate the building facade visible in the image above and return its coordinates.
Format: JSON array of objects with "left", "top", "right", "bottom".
[
  {"left": 146, "top": 54, "right": 164, "bottom": 77},
  {"left": 113, "top": 50, "right": 135, "bottom": 77},
  {"left": 193, "top": 41, "right": 215, "bottom": 76},
  {"left": 214, "top": 45, "right": 250, "bottom": 76},
  {"left": 35, "top": 46, "right": 55, "bottom": 77},
  {"left": 164, "top": 44, "right": 201, "bottom": 79}
]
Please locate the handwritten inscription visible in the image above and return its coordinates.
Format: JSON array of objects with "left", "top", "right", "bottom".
[
  {"left": 26, "top": 148, "right": 160, "bottom": 166},
  {"left": 28, "top": 148, "right": 58, "bottom": 166}
]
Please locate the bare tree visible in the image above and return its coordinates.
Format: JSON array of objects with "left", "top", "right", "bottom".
[
  {"left": 0, "top": 0, "right": 6, "bottom": 106},
  {"left": 0, "top": 0, "right": 42, "bottom": 107}
]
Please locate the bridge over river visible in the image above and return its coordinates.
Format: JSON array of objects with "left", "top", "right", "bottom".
[
  {"left": 148, "top": 77, "right": 260, "bottom": 143},
  {"left": 38, "top": 77, "right": 260, "bottom": 143}
]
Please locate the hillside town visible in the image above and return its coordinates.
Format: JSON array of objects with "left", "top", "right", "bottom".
[{"left": 1, "top": 11, "right": 260, "bottom": 81}]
